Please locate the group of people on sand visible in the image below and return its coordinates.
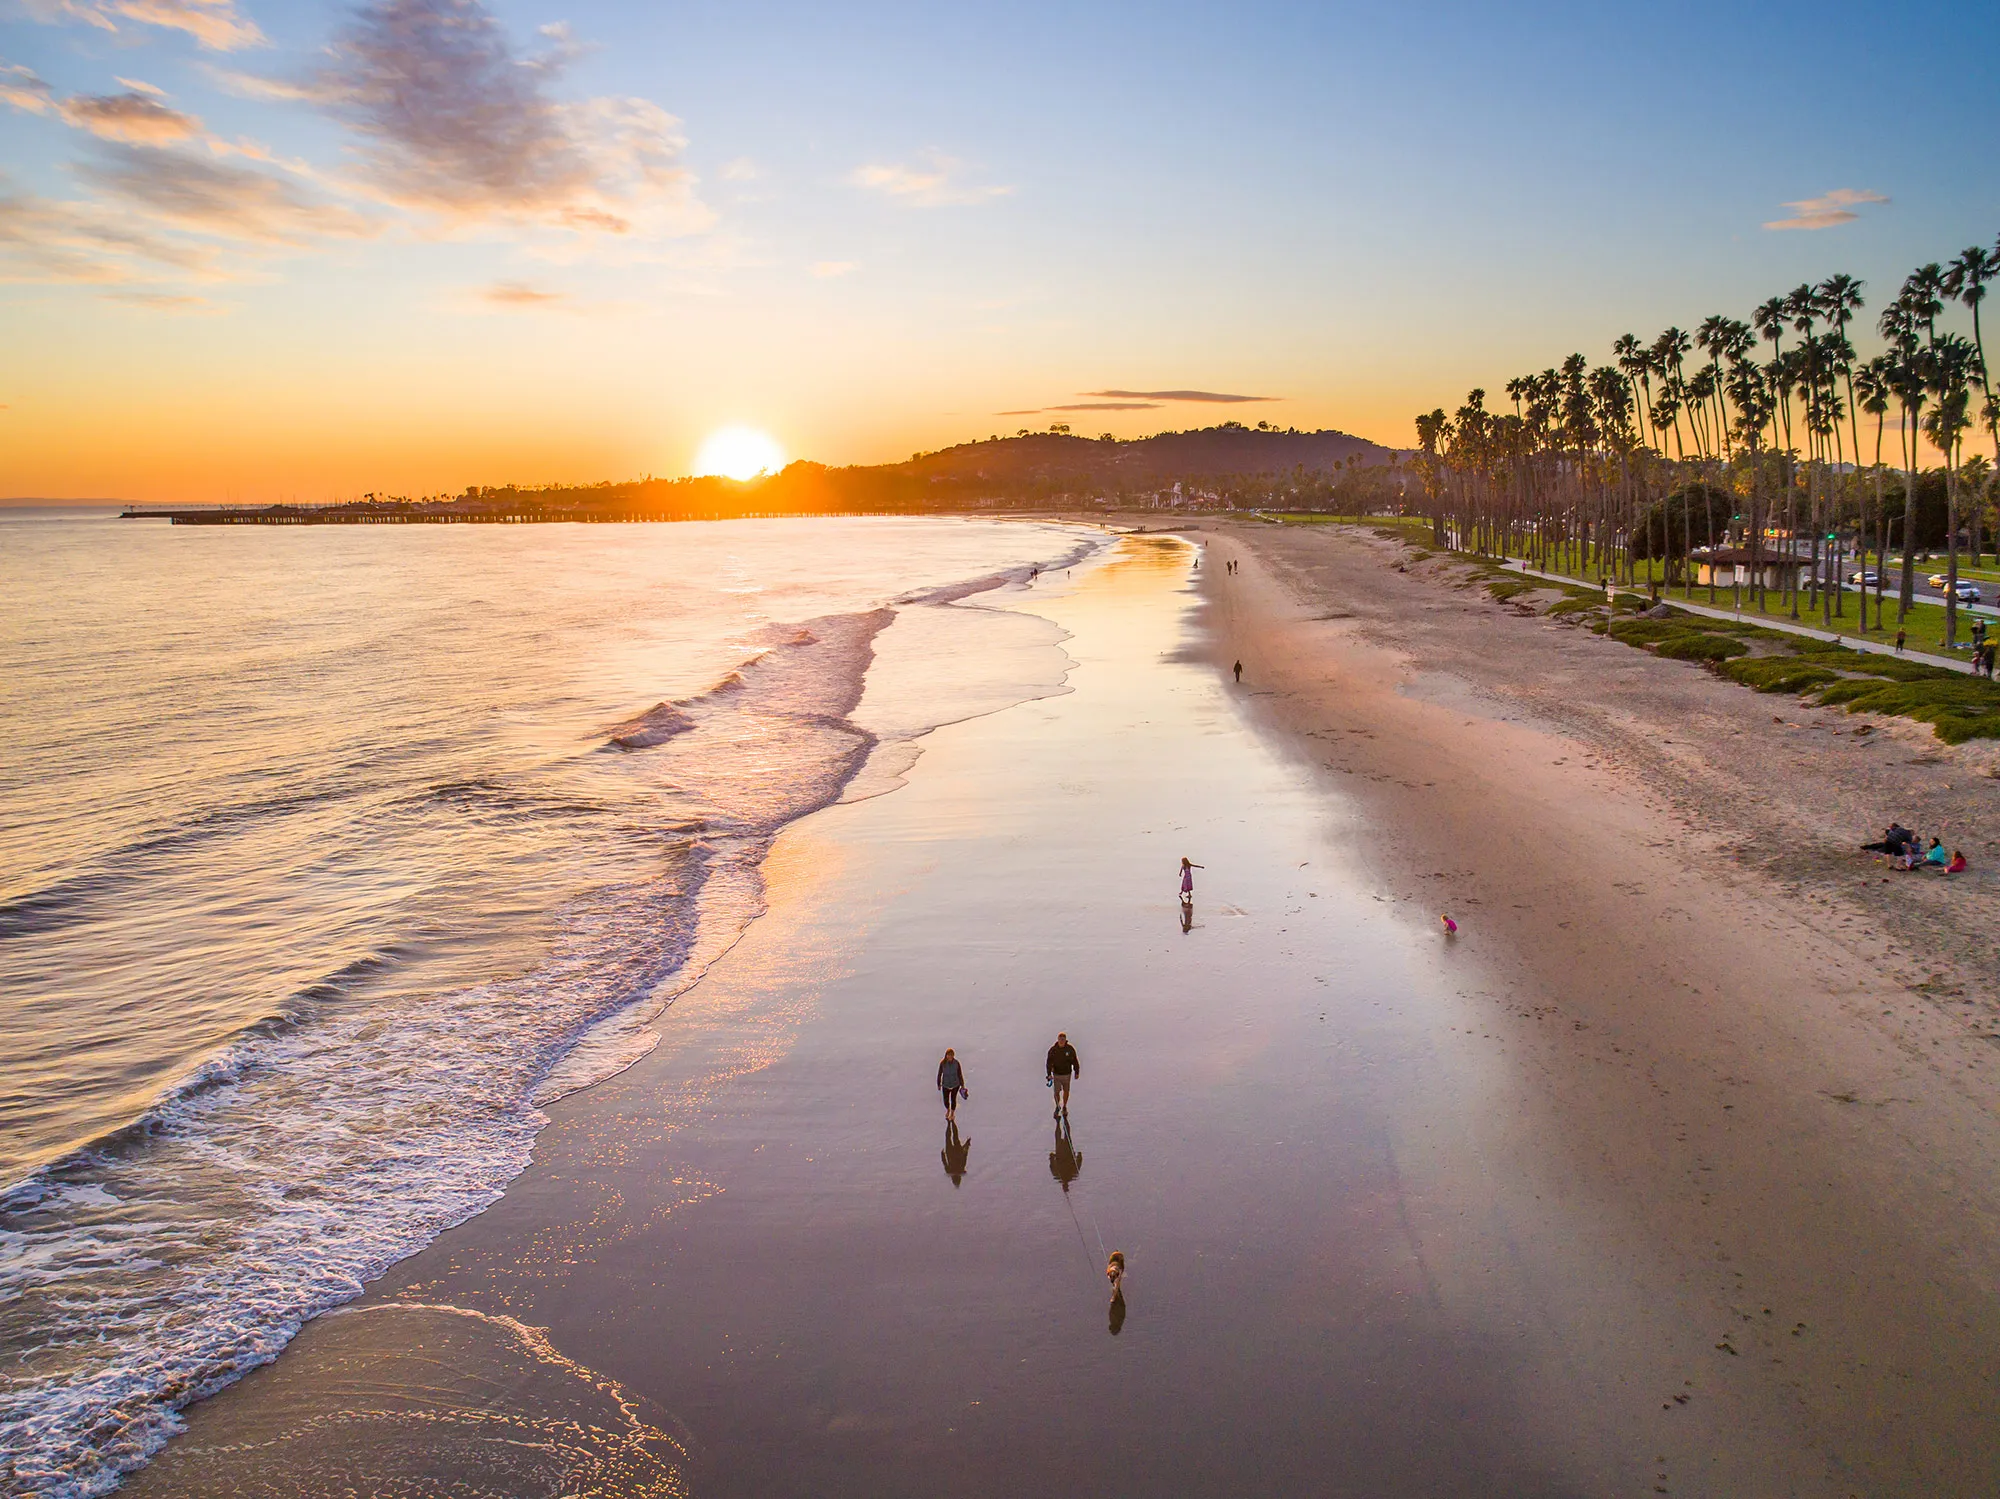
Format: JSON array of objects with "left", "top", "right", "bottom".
[
  {"left": 1863, "top": 822, "right": 1969, "bottom": 875},
  {"left": 928, "top": 858, "right": 1220, "bottom": 1323},
  {"left": 935, "top": 1033, "right": 1124, "bottom": 1317}
]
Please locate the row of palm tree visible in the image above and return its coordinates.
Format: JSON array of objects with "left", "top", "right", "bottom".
[{"left": 1413, "top": 238, "right": 1999, "bottom": 646}]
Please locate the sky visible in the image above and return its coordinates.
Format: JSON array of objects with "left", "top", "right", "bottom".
[{"left": 2, "top": 0, "right": 1997, "bottom": 503}]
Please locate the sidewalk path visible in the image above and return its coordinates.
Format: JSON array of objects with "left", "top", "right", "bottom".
[{"left": 1500, "top": 559, "right": 1982, "bottom": 677}]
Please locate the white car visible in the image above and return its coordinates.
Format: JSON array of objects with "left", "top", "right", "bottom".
[{"left": 1924, "top": 573, "right": 1984, "bottom": 603}]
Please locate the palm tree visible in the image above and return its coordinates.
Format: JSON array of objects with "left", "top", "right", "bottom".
[
  {"left": 1815, "top": 275, "right": 1865, "bottom": 612},
  {"left": 1924, "top": 335, "right": 1979, "bottom": 647},
  {"left": 1613, "top": 335, "right": 1652, "bottom": 453},
  {"left": 1880, "top": 288, "right": 1932, "bottom": 620},
  {"left": 1854, "top": 356, "right": 1892, "bottom": 632},
  {"left": 1943, "top": 244, "right": 1998, "bottom": 564}
]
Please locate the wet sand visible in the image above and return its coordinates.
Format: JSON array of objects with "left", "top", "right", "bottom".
[{"left": 126, "top": 532, "right": 2000, "bottom": 1497}]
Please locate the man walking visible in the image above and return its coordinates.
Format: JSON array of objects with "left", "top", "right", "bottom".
[{"left": 1046, "top": 1032, "right": 1080, "bottom": 1119}]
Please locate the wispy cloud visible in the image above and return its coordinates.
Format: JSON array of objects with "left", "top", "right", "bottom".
[
  {"left": 478, "top": 279, "right": 567, "bottom": 308},
  {"left": 1088, "top": 388, "right": 1278, "bottom": 403},
  {"left": 112, "top": 0, "right": 262, "bottom": 49},
  {"left": 78, "top": 144, "right": 375, "bottom": 244},
  {"left": 61, "top": 90, "right": 202, "bottom": 143},
  {"left": 849, "top": 151, "right": 1011, "bottom": 207},
  {"left": 22, "top": 0, "right": 263, "bottom": 49},
  {"left": 0, "top": 179, "right": 218, "bottom": 282},
  {"left": 312, "top": 0, "right": 709, "bottom": 240},
  {"left": 719, "top": 156, "right": 759, "bottom": 182},
  {"left": 809, "top": 259, "right": 855, "bottom": 278},
  {"left": 1000, "top": 401, "right": 1161, "bottom": 414},
  {"left": 1, "top": 60, "right": 56, "bottom": 114},
  {"left": 102, "top": 288, "right": 221, "bottom": 310},
  {"left": 204, "top": 65, "right": 319, "bottom": 102},
  {"left": 1763, "top": 188, "right": 1889, "bottom": 232}
]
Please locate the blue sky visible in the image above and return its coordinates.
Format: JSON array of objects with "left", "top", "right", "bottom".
[{"left": 3, "top": 0, "right": 1995, "bottom": 500}]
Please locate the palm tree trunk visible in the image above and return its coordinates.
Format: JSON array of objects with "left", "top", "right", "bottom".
[
  {"left": 1945, "top": 451, "right": 1961, "bottom": 648},
  {"left": 1900, "top": 404, "right": 1921, "bottom": 622}
]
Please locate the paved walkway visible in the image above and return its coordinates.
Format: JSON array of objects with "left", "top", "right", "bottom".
[{"left": 1498, "top": 559, "right": 1984, "bottom": 677}]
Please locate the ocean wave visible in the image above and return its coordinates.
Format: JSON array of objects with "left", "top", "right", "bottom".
[
  {"left": 607, "top": 702, "right": 696, "bottom": 749},
  {"left": 0, "top": 528, "right": 1107, "bottom": 1496}
]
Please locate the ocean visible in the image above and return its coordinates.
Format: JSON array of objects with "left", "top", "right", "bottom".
[{"left": 0, "top": 510, "right": 1098, "bottom": 1497}]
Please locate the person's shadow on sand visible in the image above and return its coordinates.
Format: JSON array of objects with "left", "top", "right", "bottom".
[
  {"left": 941, "top": 1122, "right": 970, "bottom": 1186},
  {"left": 1049, "top": 1124, "right": 1082, "bottom": 1191},
  {"left": 1180, "top": 899, "right": 1194, "bottom": 935},
  {"left": 1108, "top": 1296, "right": 1126, "bottom": 1336}
]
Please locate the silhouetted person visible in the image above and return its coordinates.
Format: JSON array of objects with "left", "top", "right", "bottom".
[
  {"left": 1046, "top": 1032, "right": 1080, "bottom": 1119},
  {"left": 1049, "top": 1122, "right": 1082, "bottom": 1190},
  {"left": 1232, "top": 660, "right": 1243, "bottom": 683},
  {"left": 941, "top": 1122, "right": 970, "bottom": 1187}
]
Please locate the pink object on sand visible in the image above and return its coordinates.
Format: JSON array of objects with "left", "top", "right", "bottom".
[{"left": 1440, "top": 915, "right": 1457, "bottom": 935}]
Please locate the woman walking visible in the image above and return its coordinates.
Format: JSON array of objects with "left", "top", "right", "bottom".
[{"left": 936, "top": 1048, "right": 967, "bottom": 1122}]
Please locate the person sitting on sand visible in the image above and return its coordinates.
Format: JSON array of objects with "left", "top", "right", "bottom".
[
  {"left": 1923, "top": 838, "right": 1950, "bottom": 869},
  {"left": 1941, "top": 849, "right": 1969, "bottom": 876},
  {"left": 1863, "top": 822, "right": 1914, "bottom": 856}
]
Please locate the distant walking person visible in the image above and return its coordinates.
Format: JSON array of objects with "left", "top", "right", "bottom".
[
  {"left": 1046, "top": 1032, "right": 1080, "bottom": 1119},
  {"left": 937, "top": 1048, "right": 967, "bottom": 1122},
  {"left": 1179, "top": 857, "right": 1203, "bottom": 902},
  {"left": 1232, "top": 660, "right": 1243, "bottom": 683},
  {"left": 1895, "top": 628, "right": 1907, "bottom": 654}
]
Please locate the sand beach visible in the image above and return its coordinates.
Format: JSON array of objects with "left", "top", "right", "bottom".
[{"left": 119, "top": 528, "right": 2000, "bottom": 1498}]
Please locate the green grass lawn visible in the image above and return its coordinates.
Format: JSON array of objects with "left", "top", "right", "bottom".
[
  {"left": 1255, "top": 514, "right": 2000, "bottom": 742},
  {"left": 1479, "top": 548, "right": 1987, "bottom": 665}
]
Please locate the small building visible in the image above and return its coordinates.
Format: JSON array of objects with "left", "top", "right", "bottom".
[{"left": 1689, "top": 546, "right": 1809, "bottom": 591}]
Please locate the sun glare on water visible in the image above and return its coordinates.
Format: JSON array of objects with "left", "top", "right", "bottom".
[{"left": 694, "top": 426, "right": 786, "bottom": 482}]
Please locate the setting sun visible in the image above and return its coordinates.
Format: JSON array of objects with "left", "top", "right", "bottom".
[{"left": 693, "top": 427, "right": 786, "bottom": 482}]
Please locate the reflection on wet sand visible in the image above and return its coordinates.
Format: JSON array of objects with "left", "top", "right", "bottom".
[{"left": 1048, "top": 1122, "right": 1082, "bottom": 1192}]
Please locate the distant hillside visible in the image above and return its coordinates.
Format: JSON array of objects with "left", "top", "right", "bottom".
[
  {"left": 898, "top": 424, "right": 1397, "bottom": 490},
  {"left": 125, "top": 423, "right": 1410, "bottom": 525}
]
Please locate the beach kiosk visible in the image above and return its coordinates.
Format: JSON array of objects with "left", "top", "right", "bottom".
[{"left": 1689, "top": 546, "right": 1808, "bottom": 592}]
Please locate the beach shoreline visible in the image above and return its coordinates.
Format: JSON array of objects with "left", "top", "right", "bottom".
[
  {"left": 115, "top": 523, "right": 2000, "bottom": 1497},
  {"left": 1181, "top": 513, "right": 2000, "bottom": 1486}
]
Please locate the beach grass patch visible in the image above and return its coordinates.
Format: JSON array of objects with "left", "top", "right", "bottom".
[
  {"left": 1656, "top": 633, "right": 1750, "bottom": 662},
  {"left": 1606, "top": 619, "right": 1692, "bottom": 646},
  {"left": 1548, "top": 596, "right": 1602, "bottom": 617},
  {"left": 1722, "top": 658, "right": 1842, "bottom": 693},
  {"left": 1814, "top": 677, "right": 2000, "bottom": 743}
]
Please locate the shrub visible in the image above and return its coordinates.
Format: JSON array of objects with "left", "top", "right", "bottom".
[
  {"left": 1721, "top": 658, "right": 1841, "bottom": 693},
  {"left": 1656, "top": 633, "right": 1749, "bottom": 662}
]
